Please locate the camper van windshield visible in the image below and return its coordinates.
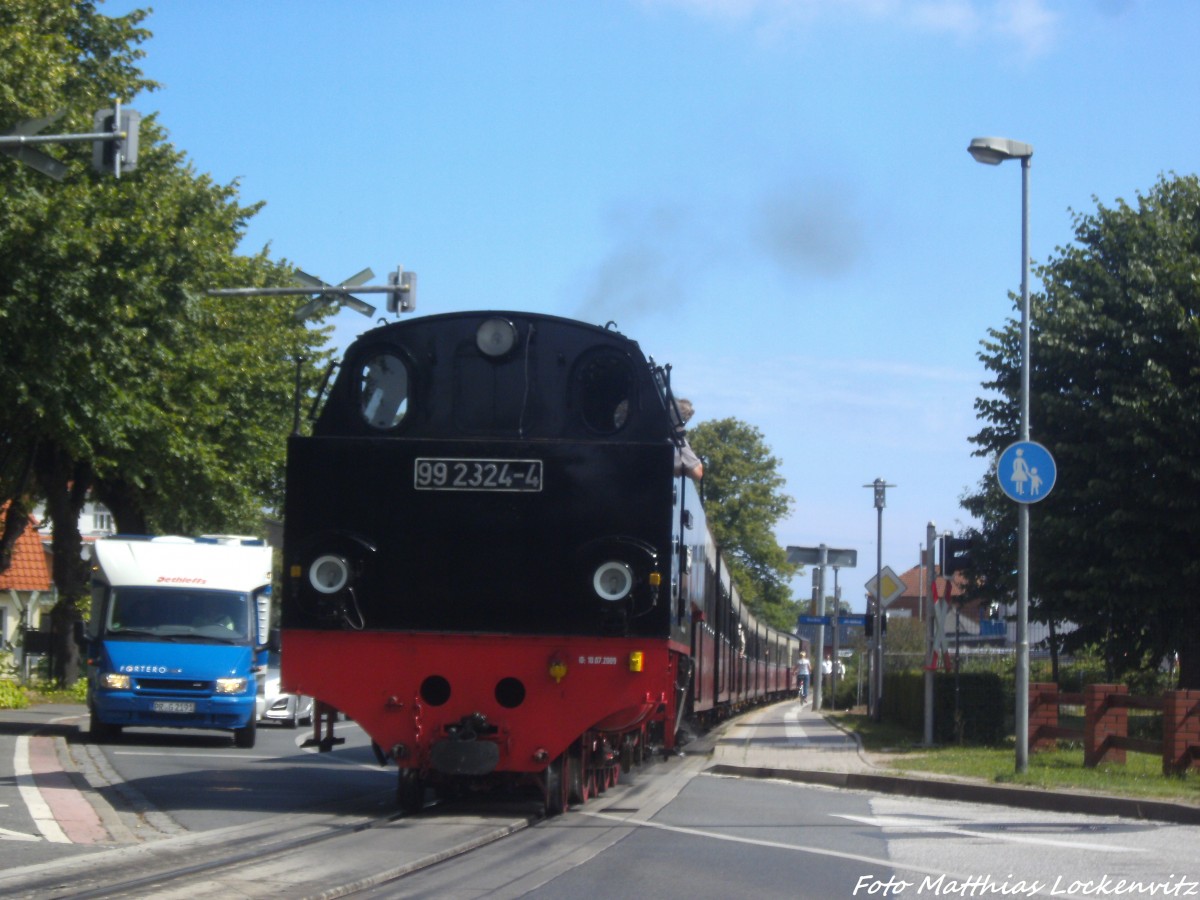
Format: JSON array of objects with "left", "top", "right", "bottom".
[{"left": 106, "top": 587, "right": 251, "bottom": 641}]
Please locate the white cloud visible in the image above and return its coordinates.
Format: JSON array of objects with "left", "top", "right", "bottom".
[
  {"left": 908, "top": 1, "right": 982, "bottom": 40},
  {"left": 639, "top": 0, "right": 1061, "bottom": 57},
  {"left": 991, "top": 0, "right": 1060, "bottom": 58}
]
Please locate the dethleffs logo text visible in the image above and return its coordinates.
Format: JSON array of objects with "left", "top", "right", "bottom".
[{"left": 156, "top": 576, "right": 206, "bottom": 584}]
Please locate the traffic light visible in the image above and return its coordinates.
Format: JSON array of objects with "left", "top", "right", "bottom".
[
  {"left": 387, "top": 267, "right": 417, "bottom": 313},
  {"left": 864, "top": 603, "right": 887, "bottom": 638},
  {"left": 92, "top": 107, "right": 140, "bottom": 176},
  {"left": 942, "top": 536, "right": 974, "bottom": 575}
]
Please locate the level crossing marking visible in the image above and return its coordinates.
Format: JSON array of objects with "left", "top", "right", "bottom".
[
  {"left": 583, "top": 809, "right": 1140, "bottom": 900},
  {"left": 583, "top": 809, "right": 957, "bottom": 881},
  {"left": 831, "top": 814, "right": 1144, "bottom": 853}
]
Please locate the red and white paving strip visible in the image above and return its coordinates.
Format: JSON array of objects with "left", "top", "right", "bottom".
[{"left": 14, "top": 734, "right": 109, "bottom": 844}]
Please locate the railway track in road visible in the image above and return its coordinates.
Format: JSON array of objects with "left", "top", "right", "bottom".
[
  {"left": 2, "top": 731, "right": 706, "bottom": 900},
  {"left": 0, "top": 793, "right": 541, "bottom": 900}
]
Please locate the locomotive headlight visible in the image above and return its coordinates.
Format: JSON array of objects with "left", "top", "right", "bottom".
[
  {"left": 593, "top": 561, "right": 634, "bottom": 602},
  {"left": 476, "top": 317, "right": 518, "bottom": 357},
  {"left": 309, "top": 555, "right": 350, "bottom": 594}
]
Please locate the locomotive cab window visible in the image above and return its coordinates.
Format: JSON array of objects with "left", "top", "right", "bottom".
[
  {"left": 574, "top": 349, "right": 634, "bottom": 435},
  {"left": 359, "top": 351, "right": 410, "bottom": 429}
]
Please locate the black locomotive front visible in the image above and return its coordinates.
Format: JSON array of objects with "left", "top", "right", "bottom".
[{"left": 283, "top": 312, "right": 679, "bottom": 642}]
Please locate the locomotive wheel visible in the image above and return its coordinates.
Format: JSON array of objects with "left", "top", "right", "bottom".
[
  {"left": 397, "top": 769, "right": 424, "bottom": 815},
  {"left": 568, "top": 747, "right": 588, "bottom": 805},
  {"left": 605, "top": 765, "right": 619, "bottom": 790},
  {"left": 544, "top": 755, "right": 570, "bottom": 817},
  {"left": 619, "top": 739, "right": 634, "bottom": 774}
]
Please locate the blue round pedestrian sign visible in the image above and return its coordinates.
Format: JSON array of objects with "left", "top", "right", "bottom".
[{"left": 996, "top": 441, "right": 1056, "bottom": 504}]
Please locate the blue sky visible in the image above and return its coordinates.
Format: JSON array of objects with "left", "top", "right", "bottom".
[{"left": 107, "top": 0, "right": 1198, "bottom": 610}]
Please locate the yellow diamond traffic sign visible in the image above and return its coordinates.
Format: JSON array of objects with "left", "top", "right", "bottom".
[{"left": 864, "top": 566, "right": 906, "bottom": 607}]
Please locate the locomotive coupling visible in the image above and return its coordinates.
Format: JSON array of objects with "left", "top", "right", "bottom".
[{"left": 432, "top": 712, "right": 500, "bottom": 775}]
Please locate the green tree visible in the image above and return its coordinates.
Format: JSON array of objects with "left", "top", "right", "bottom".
[
  {"left": 688, "top": 417, "right": 798, "bottom": 630},
  {"left": 964, "top": 173, "right": 1200, "bottom": 689},
  {"left": 0, "top": 1, "right": 334, "bottom": 683}
]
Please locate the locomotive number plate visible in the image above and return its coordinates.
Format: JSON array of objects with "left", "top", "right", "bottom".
[{"left": 414, "top": 458, "right": 543, "bottom": 492}]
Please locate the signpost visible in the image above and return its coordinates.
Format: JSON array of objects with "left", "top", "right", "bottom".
[
  {"left": 995, "top": 439, "right": 1056, "bottom": 771},
  {"left": 787, "top": 544, "right": 857, "bottom": 711}
]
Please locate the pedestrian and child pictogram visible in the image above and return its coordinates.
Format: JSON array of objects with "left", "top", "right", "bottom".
[{"left": 996, "top": 440, "right": 1056, "bottom": 504}]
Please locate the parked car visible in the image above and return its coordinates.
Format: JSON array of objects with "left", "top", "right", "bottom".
[{"left": 259, "top": 651, "right": 314, "bottom": 728}]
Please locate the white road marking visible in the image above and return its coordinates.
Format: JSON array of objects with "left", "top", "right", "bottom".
[
  {"left": 831, "top": 814, "right": 1144, "bottom": 853},
  {"left": 783, "top": 706, "right": 808, "bottom": 742},
  {"left": 582, "top": 809, "right": 1125, "bottom": 899},
  {"left": 583, "top": 808, "right": 950, "bottom": 877},
  {"left": 0, "top": 826, "right": 41, "bottom": 842},
  {"left": 12, "top": 736, "right": 67, "bottom": 843}
]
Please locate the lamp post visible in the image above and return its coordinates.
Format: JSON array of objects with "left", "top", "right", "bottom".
[
  {"left": 968, "top": 135, "right": 1034, "bottom": 773},
  {"left": 864, "top": 478, "right": 894, "bottom": 721}
]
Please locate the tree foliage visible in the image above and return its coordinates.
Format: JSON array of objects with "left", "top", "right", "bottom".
[
  {"left": 964, "top": 173, "right": 1200, "bottom": 689},
  {"left": 688, "top": 417, "right": 798, "bottom": 630},
  {"left": 0, "top": 1, "right": 334, "bottom": 682}
]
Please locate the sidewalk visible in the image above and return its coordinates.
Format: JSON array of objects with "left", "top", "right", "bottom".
[
  {"left": 696, "top": 699, "right": 1200, "bottom": 826},
  {"left": 706, "top": 698, "right": 871, "bottom": 774}
]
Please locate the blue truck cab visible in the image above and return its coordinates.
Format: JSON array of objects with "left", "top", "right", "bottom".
[{"left": 82, "top": 535, "right": 274, "bottom": 748}]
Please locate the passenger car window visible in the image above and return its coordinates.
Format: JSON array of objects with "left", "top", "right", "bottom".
[{"left": 359, "top": 352, "right": 409, "bottom": 429}]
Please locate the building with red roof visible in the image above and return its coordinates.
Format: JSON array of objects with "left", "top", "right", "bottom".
[{"left": 0, "top": 505, "right": 55, "bottom": 661}]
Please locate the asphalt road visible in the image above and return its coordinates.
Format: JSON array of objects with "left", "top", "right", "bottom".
[
  {"left": 0, "top": 703, "right": 395, "bottom": 869},
  {"left": 5, "top": 702, "right": 1200, "bottom": 899}
]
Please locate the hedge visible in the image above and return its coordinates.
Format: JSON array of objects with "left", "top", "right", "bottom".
[{"left": 882, "top": 670, "right": 1005, "bottom": 744}]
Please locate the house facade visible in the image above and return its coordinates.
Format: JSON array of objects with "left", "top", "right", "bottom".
[{"left": 0, "top": 507, "right": 55, "bottom": 672}]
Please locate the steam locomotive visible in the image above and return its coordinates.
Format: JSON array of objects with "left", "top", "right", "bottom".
[{"left": 281, "top": 311, "right": 800, "bottom": 814}]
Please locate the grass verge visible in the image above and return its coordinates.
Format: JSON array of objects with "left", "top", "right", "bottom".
[{"left": 833, "top": 711, "right": 1200, "bottom": 805}]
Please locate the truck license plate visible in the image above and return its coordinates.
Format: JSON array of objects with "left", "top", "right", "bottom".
[{"left": 152, "top": 701, "right": 195, "bottom": 714}]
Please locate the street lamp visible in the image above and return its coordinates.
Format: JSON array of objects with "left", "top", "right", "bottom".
[
  {"left": 968, "top": 135, "right": 1034, "bottom": 773},
  {"left": 864, "top": 478, "right": 894, "bottom": 721}
]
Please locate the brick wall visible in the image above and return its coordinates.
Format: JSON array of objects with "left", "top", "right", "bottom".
[
  {"left": 1084, "top": 683, "right": 1127, "bottom": 767},
  {"left": 1029, "top": 682, "right": 1059, "bottom": 752},
  {"left": 1163, "top": 689, "right": 1200, "bottom": 775}
]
